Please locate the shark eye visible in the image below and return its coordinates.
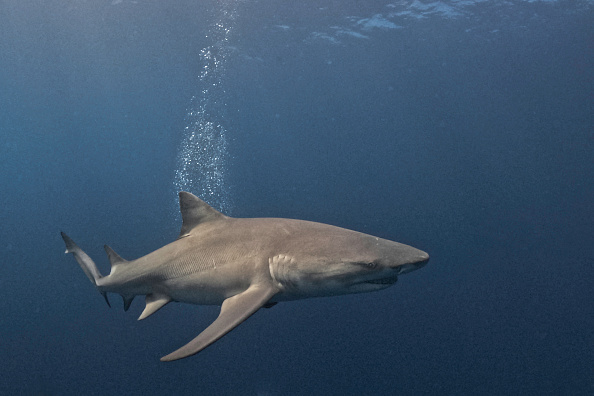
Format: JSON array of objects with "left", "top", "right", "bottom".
[{"left": 350, "top": 261, "right": 377, "bottom": 270}]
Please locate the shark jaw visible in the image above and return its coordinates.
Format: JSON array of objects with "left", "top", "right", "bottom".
[
  {"left": 364, "top": 275, "right": 399, "bottom": 285},
  {"left": 362, "top": 257, "right": 429, "bottom": 285}
]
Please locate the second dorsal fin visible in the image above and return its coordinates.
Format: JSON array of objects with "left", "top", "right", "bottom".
[
  {"left": 104, "top": 245, "right": 128, "bottom": 269},
  {"left": 178, "top": 192, "right": 228, "bottom": 238}
]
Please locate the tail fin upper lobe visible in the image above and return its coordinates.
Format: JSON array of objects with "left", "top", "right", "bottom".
[{"left": 61, "top": 232, "right": 111, "bottom": 307}]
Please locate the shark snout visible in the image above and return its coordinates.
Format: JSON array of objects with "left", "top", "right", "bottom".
[
  {"left": 418, "top": 251, "right": 430, "bottom": 265},
  {"left": 397, "top": 250, "right": 429, "bottom": 275}
]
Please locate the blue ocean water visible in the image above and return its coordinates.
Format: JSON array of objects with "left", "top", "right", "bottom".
[{"left": 1, "top": 0, "right": 593, "bottom": 394}]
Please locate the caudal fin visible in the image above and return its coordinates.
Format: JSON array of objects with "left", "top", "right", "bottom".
[{"left": 61, "top": 232, "right": 111, "bottom": 308}]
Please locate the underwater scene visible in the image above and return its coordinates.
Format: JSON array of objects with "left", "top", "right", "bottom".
[{"left": 1, "top": 0, "right": 593, "bottom": 395}]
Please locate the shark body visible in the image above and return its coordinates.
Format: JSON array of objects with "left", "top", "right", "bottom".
[{"left": 62, "top": 192, "right": 428, "bottom": 361}]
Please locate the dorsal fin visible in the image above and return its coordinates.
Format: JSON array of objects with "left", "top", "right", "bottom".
[
  {"left": 178, "top": 192, "right": 228, "bottom": 238},
  {"left": 104, "top": 245, "right": 128, "bottom": 267}
]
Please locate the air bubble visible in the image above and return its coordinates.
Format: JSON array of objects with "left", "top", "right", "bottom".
[{"left": 173, "top": 1, "right": 238, "bottom": 215}]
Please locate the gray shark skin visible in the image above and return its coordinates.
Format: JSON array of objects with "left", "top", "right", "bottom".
[{"left": 61, "top": 192, "right": 429, "bottom": 361}]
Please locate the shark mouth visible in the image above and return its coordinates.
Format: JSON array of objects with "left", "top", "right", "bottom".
[
  {"left": 397, "top": 263, "right": 424, "bottom": 275},
  {"left": 365, "top": 276, "right": 399, "bottom": 285}
]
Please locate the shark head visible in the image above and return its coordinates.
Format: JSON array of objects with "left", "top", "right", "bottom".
[
  {"left": 348, "top": 236, "right": 429, "bottom": 292},
  {"left": 269, "top": 225, "right": 429, "bottom": 298}
]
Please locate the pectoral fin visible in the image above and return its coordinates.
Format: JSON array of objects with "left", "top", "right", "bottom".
[{"left": 160, "top": 284, "right": 278, "bottom": 362}]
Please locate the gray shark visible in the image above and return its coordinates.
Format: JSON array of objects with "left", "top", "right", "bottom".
[{"left": 61, "top": 192, "right": 428, "bottom": 361}]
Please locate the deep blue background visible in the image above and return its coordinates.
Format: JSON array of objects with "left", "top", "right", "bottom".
[{"left": 1, "top": 1, "right": 593, "bottom": 395}]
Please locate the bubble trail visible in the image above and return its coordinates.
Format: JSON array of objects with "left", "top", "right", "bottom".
[{"left": 173, "top": 1, "right": 238, "bottom": 215}]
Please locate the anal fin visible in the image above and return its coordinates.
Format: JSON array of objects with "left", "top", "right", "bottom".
[
  {"left": 160, "top": 284, "right": 278, "bottom": 362},
  {"left": 122, "top": 294, "right": 135, "bottom": 311},
  {"left": 139, "top": 294, "right": 172, "bottom": 320}
]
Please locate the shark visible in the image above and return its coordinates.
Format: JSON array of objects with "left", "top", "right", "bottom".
[{"left": 61, "top": 192, "right": 429, "bottom": 361}]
